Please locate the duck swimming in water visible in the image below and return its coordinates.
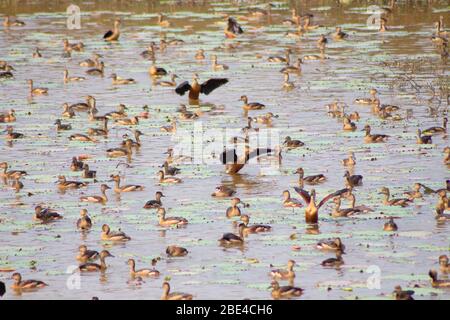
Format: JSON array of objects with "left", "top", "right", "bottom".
[
  {"left": 57, "top": 175, "right": 87, "bottom": 189},
  {"left": 101, "top": 224, "right": 131, "bottom": 241},
  {"left": 379, "top": 187, "right": 412, "bottom": 207},
  {"left": 211, "top": 185, "right": 236, "bottom": 197},
  {"left": 240, "top": 95, "right": 265, "bottom": 111},
  {"left": 127, "top": 259, "right": 160, "bottom": 277},
  {"left": 0, "top": 65, "right": 14, "bottom": 79},
  {"left": 104, "top": 19, "right": 121, "bottom": 41},
  {"left": 218, "top": 223, "right": 245, "bottom": 246},
  {"left": 284, "top": 136, "right": 304, "bottom": 149},
  {"left": 429, "top": 269, "right": 450, "bottom": 288},
  {"left": 166, "top": 245, "right": 188, "bottom": 257},
  {"left": 342, "top": 152, "right": 356, "bottom": 167},
  {"left": 317, "top": 237, "right": 346, "bottom": 252},
  {"left": 143, "top": 191, "right": 164, "bottom": 209},
  {"left": 27, "top": 79, "right": 48, "bottom": 96},
  {"left": 110, "top": 174, "right": 144, "bottom": 193},
  {"left": 33, "top": 205, "right": 63, "bottom": 223},
  {"left": 3, "top": 16, "right": 25, "bottom": 27},
  {"left": 80, "top": 184, "right": 110, "bottom": 204},
  {"left": 10, "top": 273, "right": 47, "bottom": 291},
  {"left": 344, "top": 171, "right": 363, "bottom": 187},
  {"left": 76, "top": 209, "right": 92, "bottom": 230},
  {"left": 321, "top": 249, "right": 344, "bottom": 267},
  {"left": 240, "top": 215, "right": 271, "bottom": 234},
  {"left": 226, "top": 197, "right": 244, "bottom": 217},
  {"left": 383, "top": 217, "right": 398, "bottom": 231},
  {"left": 76, "top": 245, "right": 99, "bottom": 263},
  {"left": 0, "top": 162, "right": 27, "bottom": 179},
  {"left": 79, "top": 250, "right": 114, "bottom": 272},
  {"left": 270, "top": 280, "right": 303, "bottom": 299},
  {"left": 86, "top": 61, "right": 105, "bottom": 76},
  {"left": 295, "top": 167, "right": 326, "bottom": 187},
  {"left": 161, "top": 282, "right": 193, "bottom": 300},
  {"left": 157, "top": 207, "right": 188, "bottom": 227},
  {"left": 393, "top": 286, "right": 414, "bottom": 300},
  {"left": 157, "top": 170, "right": 182, "bottom": 184},
  {"left": 363, "top": 125, "right": 389, "bottom": 143},
  {"left": 224, "top": 17, "right": 243, "bottom": 39},
  {"left": 416, "top": 129, "right": 433, "bottom": 144},
  {"left": 270, "top": 260, "right": 296, "bottom": 280},
  {"left": 282, "top": 190, "right": 303, "bottom": 208},
  {"left": 422, "top": 118, "right": 447, "bottom": 136}
]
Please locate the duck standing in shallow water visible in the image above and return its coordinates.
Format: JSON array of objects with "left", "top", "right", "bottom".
[{"left": 11, "top": 273, "right": 47, "bottom": 291}]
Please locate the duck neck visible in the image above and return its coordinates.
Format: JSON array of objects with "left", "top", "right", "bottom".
[
  {"left": 100, "top": 256, "right": 107, "bottom": 270},
  {"left": 298, "top": 173, "right": 304, "bottom": 188}
]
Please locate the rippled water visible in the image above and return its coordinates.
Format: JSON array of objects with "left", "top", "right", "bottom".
[{"left": 0, "top": 0, "right": 449, "bottom": 300}]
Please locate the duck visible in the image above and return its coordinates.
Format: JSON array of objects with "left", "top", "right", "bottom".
[
  {"left": 270, "top": 260, "right": 296, "bottom": 280},
  {"left": 302, "top": 16, "right": 321, "bottom": 30},
  {"left": 282, "top": 72, "right": 295, "bottom": 90},
  {"left": 101, "top": 224, "right": 131, "bottom": 241},
  {"left": 270, "top": 280, "right": 303, "bottom": 299},
  {"left": 342, "top": 152, "right": 356, "bottom": 166},
  {"left": 295, "top": 167, "right": 326, "bottom": 186},
  {"left": 317, "top": 35, "right": 328, "bottom": 49},
  {"left": 3, "top": 16, "right": 25, "bottom": 27},
  {"left": 70, "top": 96, "right": 95, "bottom": 112},
  {"left": 107, "top": 139, "right": 133, "bottom": 157},
  {"left": 86, "top": 61, "right": 105, "bottom": 76},
  {"left": 62, "top": 103, "right": 76, "bottom": 118},
  {"left": 157, "top": 170, "right": 181, "bottom": 184},
  {"left": 149, "top": 63, "right": 168, "bottom": 77},
  {"left": 429, "top": 269, "right": 450, "bottom": 288},
  {"left": 211, "top": 55, "right": 229, "bottom": 71},
  {"left": 161, "top": 161, "right": 180, "bottom": 176},
  {"left": 70, "top": 156, "right": 84, "bottom": 171},
  {"left": 175, "top": 73, "right": 228, "bottom": 102},
  {"left": 268, "top": 49, "right": 291, "bottom": 64},
  {"left": 157, "top": 207, "right": 188, "bottom": 227},
  {"left": 379, "top": 187, "right": 412, "bottom": 207},
  {"left": 160, "top": 118, "right": 177, "bottom": 133},
  {"left": 284, "top": 136, "right": 304, "bottom": 149},
  {"left": 439, "top": 255, "right": 450, "bottom": 273},
  {"left": 282, "top": 9, "right": 299, "bottom": 25},
  {"left": 27, "top": 79, "right": 48, "bottom": 96},
  {"left": 331, "top": 196, "right": 362, "bottom": 217},
  {"left": 342, "top": 116, "right": 357, "bottom": 131},
  {"left": 33, "top": 205, "right": 63, "bottom": 222},
  {"left": 218, "top": 223, "right": 245, "bottom": 246},
  {"left": 82, "top": 164, "right": 96, "bottom": 179},
  {"left": 404, "top": 183, "right": 423, "bottom": 200},
  {"left": 166, "top": 245, "right": 188, "bottom": 257},
  {"left": 294, "top": 187, "right": 350, "bottom": 224},
  {"left": 211, "top": 185, "right": 236, "bottom": 197},
  {"left": 195, "top": 49, "right": 205, "bottom": 60},
  {"left": 57, "top": 175, "right": 87, "bottom": 189},
  {"left": 63, "top": 39, "right": 84, "bottom": 52},
  {"left": 115, "top": 116, "right": 139, "bottom": 126},
  {"left": 422, "top": 117, "right": 447, "bottom": 135},
  {"left": 321, "top": 250, "right": 344, "bottom": 267},
  {"left": 127, "top": 259, "right": 160, "bottom": 277},
  {"left": 80, "top": 184, "right": 111, "bottom": 204},
  {"left": 54, "top": 119, "right": 72, "bottom": 131},
  {"left": 0, "top": 162, "right": 27, "bottom": 179},
  {"left": 333, "top": 26, "right": 348, "bottom": 40},
  {"left": 253, "top": 112, "right": 278, "bottom": 125},
  {"left": 344, "top": 171, "right": 363, "bottom": 187},
  {"left": 110, "top": 73, "right": 136, "bottom": 85},
  {"left": 355, "top": 88, "right": 379, "bottom": 104},
  {"left": 104, "top": 19, "right": 121, "bottom": 41},
  {"left": 69, "top": 133, "right": 97, "bottom": 142},
  {"left": 121, "top": 130, "right": 143, "bottom": 148},
  {"left": 393, "top": 286, "right": 414, "bottom": 300},
  {"left": 379, "top": 17, "right": 388, "bottom": 32},
  {"left": 79, "top": 53, "right": 102, "bottom": 67},
  {"left": 156, "top": 74, "right": 178, "bottom": 87},
  {"left": 76, "top": 245, "right": 99, "bottom": 263},
  {"left": 444, "top": 147, "right": 450, "bottom": 165},
  {"left": 280, "top": 58, "right": 302, "bottom": 74},
  {"left": 363, "top": 125, "right": 389, "bottom": 143},
  {"left": 4, "top": 126, "right": 24, "bottom": 139},
  {"left": 10, "top": 273, "right": 47, "bottom": 291},
  {"left": 161, "top": 282, "right": 193, "bottom": 300},
  {"left": 87, "top": 118, "right": 108, "bottom": 136},
  {"left": 0, "top": 65, "right": 14, "bottom": 78},
  {"left": 0, "top": 109, "right": 16, "bottom": 123},
  {"left": 178, "top": 106, "right": 200, "bottom": 120},
  {"left": 224, "top": 16, "right": 243, "bottom": 38},
  {"left": 105, "top": 104, "right": 128, "bottom": 119},
  {"left": 226, "top": 197, "right": 243, "bottom": 217},
  {"left": 143, "top": 191, "right": 165, "bottom": 209},
  {"left": 249, "top": 3, "right": 273, "bottom": 18},
  {"left": 76, "top": 209, "right": 92, "bottom": 230},
  {"left": 79, "top": 250, "right": 114, "bottom": 272},
  {"left": 303, "top": 48, "right": 327, "bottom": 60},
  {"left": 317, "top": 237, "right": 346, "bottom": 252},
  {"left": 140, "top": 42, "right": 156, "bottom": 60},
  {"left": 282, "top": 190, "right": 303, "bottom": 208},
  {"left": 240, "top": 95, "right": 265, "bottom": 111},
  {"left": 240, "top": 215, "right": 271, "bottom": 234},
  {"left": 383, "top": 217, "right": 398, "bottom": 231},
  {"left": 436, "top": 190, "right": 450, "bottom": 212},
  {"left": 416, "top": 129, "right": 433, "bottom": 144},
  {"left": 110, "top": 174, "right": 144, "bottom": 193},
  {"left": 156, "top": 13, "right": 170, "bottom": 27}
]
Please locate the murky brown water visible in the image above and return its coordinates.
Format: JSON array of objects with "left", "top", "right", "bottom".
[{"left": 0, "top": 0, "right": 449, "bottom": 300}]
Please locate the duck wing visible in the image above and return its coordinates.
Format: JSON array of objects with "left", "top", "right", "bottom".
[
  {"left": 175, "top": 81, "right": 191, "bottom": 96},
  {"left": 103, "top": 30, "right": 113, "bottom": 39},
  {"left": 318, "top": 188, "right": 350, "bottom": 209},
  {"left": 200, "top": 78, "right": 228, "bottom": 95},
  {"left": 293, "top": 187, "right": 311, "bottom": 205},
  {"left": 220, "top": 149, "right": 238, "bottom": 164},
  {"left": 221, "top": 232, "right": 241, "bottom": 241},
  {"left": 227, "top": 17, "right": 243, "bottom": 34}
]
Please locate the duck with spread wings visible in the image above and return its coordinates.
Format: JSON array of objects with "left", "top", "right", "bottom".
[
  {"left": 220, "top": 145, "right": 273, "bottom": 174},
  {"left": 175, "top": 74, "right": 228, "bottom": 103},
  {"left": 294, "top": 187, "right": 350, "bottom": 224}
]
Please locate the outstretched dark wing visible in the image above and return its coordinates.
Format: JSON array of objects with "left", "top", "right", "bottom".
[
  {"left": 294, "top": 187, "right": 311, "bottom": 205},
  {"left": 175, "top": 81, "right": 192, "bottom": 96},
  {"left": 318, "top": 188, "right": 350, "bottom": 209},
  {"left": 103, "top": 30, "right": 113, "bottom": 39},
  {"left": 220, "top": 148, "right": 238, "bottom": 164},
  {"left": 201, "top": 78, "right": 228, "bottom": 95},
  {"left": 227, "top": 17, "right": 243, "bottom": 34},
  {"left": 418, "top": 183, "right": 436, "bottom": 195},
  {"left": 247, "top": 148, "right": 273, "bottom": 160}
]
